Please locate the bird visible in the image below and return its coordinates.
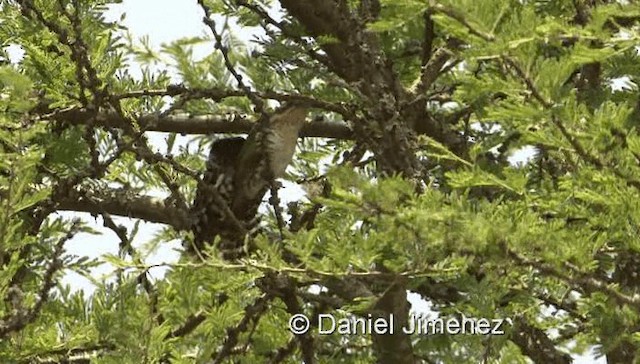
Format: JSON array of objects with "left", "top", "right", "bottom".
[{"left": 189, "top": 104, "right": 309, "bottom": 258}]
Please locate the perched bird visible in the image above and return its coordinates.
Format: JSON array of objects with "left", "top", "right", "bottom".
[{"left": 189, "top": 104, "right": 309, "bottom": 258}]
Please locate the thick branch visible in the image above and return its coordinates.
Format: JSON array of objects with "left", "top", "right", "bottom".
[
  {"left": 511, "top": 317, "right": 573, "bottom": 364},
  {"left": 279, "top": 0, "right": 379, "bottom": 84},
  {"left": 53, "top": 109, "right": 353, "bottom": 139},
  {"left": 54, "top": 187, "right": 191, "bottom": 230},
  {"left": 371, "top": 282, "right": 415, "bottom": 364},
  {"left": 322, "top": 276, "right": 417, "bottom": 364},
  {"left": 279, "top": 0, "right": 427, "bottom": 177}
]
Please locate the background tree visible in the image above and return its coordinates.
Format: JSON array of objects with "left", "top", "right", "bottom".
[{"left": 2, "top": 0, "right": 640, "bottom": 363}]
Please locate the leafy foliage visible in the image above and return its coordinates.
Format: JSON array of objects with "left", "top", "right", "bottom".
[{"left": 2, "top": 0, "right": 640, "bottom": 363}]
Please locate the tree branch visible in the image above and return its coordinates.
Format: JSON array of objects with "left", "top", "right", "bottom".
[
  {"left": 511, "top": 317, "right": 573, "bottom": 364},
  {"left": 0, "top": 219, "right": 81, "bottom": 339},
  {"left": 53, "top": 108, "right": 354, "bottom": 139},
  {"left": 54, "top": 187, "right": 191, "bottom": 230}
]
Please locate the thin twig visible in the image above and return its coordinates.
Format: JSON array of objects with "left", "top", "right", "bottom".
[
  {"left": 508, "top": 249, "right": 640, "bottom": 309},
  {"left": 0, "top": 219, "right": 82, "bottom": 338},
  {"left": 430, "top": 3, "right": 494, "bottom": 42},
  {"left": 211, "top": 294, "right": 273, "bottom": 363},
  {"left": 502, "top": 56, "right": 606, "bottom": 169},
  {"left": 197, "top": 0, "right": 265, "bottom": 114}
]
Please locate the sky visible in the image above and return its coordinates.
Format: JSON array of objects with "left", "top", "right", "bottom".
[{"left": 5, "top": 0, "right": 602, "bottom": 362}]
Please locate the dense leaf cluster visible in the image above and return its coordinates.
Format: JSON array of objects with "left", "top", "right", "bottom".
[{"left": 2, "top": 0, "right": 640, "bottom": 363}]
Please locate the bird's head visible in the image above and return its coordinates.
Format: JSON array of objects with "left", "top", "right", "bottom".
[{"left": 271, "top": 103, "right": 309, "bottom": 128}]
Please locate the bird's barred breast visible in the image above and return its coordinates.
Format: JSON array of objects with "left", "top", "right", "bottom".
[{"left": 266, "top": 122, "right": 303, "bottom": 178}]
